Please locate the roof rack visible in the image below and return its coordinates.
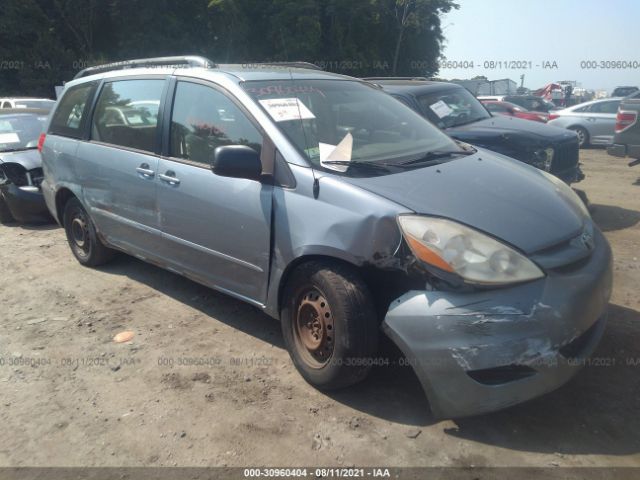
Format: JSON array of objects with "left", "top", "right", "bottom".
[
  {"left": 362, "top": 77, "right": 430, "bottom": 81},
  {"left": 74, "top": 56, "right": 216, "bottom": 79},
  {"left": 246, "top": 62, "right": 323, "bottom": 71}
]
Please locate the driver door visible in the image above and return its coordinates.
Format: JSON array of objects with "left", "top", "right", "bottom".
[{"left": 157, "top": 80, "right": 272, "bottom": 305}]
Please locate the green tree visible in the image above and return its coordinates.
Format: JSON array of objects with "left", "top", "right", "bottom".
[{"left": 0, "top": 0, "right": 457, "bottom": 97}]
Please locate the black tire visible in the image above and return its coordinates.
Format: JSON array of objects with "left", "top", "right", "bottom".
[
  {"left": 63, "top": 197, "right": 115, "bottom": 267},
  {"left": 0, "top": 192, "right": 16, "bottom": 224},
  {"left": 281, "top": 260, "right": 378, "bottom": 390},
  {"left": 570, "top": 126, "right": 589, "bottom": 148}
]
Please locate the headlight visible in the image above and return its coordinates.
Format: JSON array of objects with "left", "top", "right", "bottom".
[
  {"left": 533, "top": 147, "right": 554, "bottom": 171},
  {"left": 539, "top": 170, "right": 590, "bottom": 218},
  {"left": 398, "top": 215, "right": 545, "bottom": 285}
]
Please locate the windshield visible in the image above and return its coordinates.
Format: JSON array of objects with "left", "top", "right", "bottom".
[
  {"left": 242, "top": 79, "right": 459, "bottom": 172},
  {"left": 417, "top": 88, "right": 490, "bottom": 128},
  {"left": 14, "top": 100, "right": 55, "bottom": 110},
  {"left": 0, "top": 114, "right": 46, "bottom": 151}
]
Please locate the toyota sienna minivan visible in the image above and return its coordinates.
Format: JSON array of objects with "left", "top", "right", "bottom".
[{"left": 40, "top": 56, "right": 612, "bottom": 418}]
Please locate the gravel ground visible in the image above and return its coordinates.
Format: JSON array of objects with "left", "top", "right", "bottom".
[{"left": 0, "top": 148, "right": 639, "bottom": 468}]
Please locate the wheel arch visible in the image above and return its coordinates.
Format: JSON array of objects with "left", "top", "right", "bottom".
[
  {"left": 276, "top": 253, "right": 368, "bottom": 319},
  {"left": 54, "top": 185, "right": 85, "bottom": 225}
]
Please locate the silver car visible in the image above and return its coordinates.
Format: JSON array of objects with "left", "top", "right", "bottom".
[
  {"left": 548, "top": 98, "right": 622, "bottom": 147},
  {"left": 40, "top": 57, "right": 612, "bottom": 418}
]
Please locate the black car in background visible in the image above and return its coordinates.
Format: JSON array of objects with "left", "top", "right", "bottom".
[
  {"left": 0, "top": 109, "right": 52, "bottom": 223},
  {"left": 367, "top": 79, "right": 583, "bottom": 184},
  {"left": 612, "top": 86, "right": 639, "bottom": 98}
]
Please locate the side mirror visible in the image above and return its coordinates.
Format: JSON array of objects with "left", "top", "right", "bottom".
[{"left": 211, "top": 145, "right": 262, "bottom": 180}]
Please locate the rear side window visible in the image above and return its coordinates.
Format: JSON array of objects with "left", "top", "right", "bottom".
[
  {"left": 91, "top": 79, "right": 165, "bottom": 153},
  {"left": 49, "top": 83, "right": 96, "bottom": 138},
  {"left": 589, "top": 101, "right": 620, "bottom": 114},
  {"left": 169, "top": 81, "right": 262, "bottom": 165}
]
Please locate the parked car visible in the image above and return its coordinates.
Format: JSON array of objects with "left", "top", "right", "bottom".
[
  {"left": 0, "top": 97, "right": 56, "bottom": 111},
  {"left": 607, "top": 97, "right": 640, "bottom": 167},
  {"left": 611, "top": 86, "right": 639, "bottom": 98},
  {"left": 480, "top": 100, "right": 549, "bottom": 123},
  {"left": 547, "top": 98, "right": 622, "bottom": 147},
  {"left": 479, "top": 95, "right": 558, "bottom": 113},
  {"left": 41, "top": 57, "right": 612, "bottom": 419},
  {"left": 0, "top": 109, "right": 52, "bottom": 223},
  {"left": 369, "top": 79, "right": 583, "bottom": 184}
]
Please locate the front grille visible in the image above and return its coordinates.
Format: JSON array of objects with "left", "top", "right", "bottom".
[{"left": 551, "top": 140, "right": 579, "bottom": 174}]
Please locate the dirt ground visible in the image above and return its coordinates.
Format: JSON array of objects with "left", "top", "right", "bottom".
[{"left": 0, "top": 148, "right": 639, "bottom": 469}]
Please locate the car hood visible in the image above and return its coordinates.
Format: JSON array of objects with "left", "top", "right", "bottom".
[
  {"left": 0, "top": 149, "right": 42, "bottom": 170},
  {"left": 342, "top": 149, "right": 585, "bottom": 254},
  {"left": 446, "top": 114, "right": 574, "bottom": 143}
]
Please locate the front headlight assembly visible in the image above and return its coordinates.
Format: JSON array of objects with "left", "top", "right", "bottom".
[
  {"left": 398, "top": 215, "right": 545, "bottom": 286},
  {"left": 533, "top": 147, "right": 554, "bottom": 171}
]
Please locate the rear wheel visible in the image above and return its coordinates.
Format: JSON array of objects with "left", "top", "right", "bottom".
[
  {"left": 281, "top": 261, "right": 378, "bottom": 390},
  {"left": 63, "top": 198, "right": 115, "bottom": 267},
  {"left": 570, "top": 126, "right": 589, "bottom": 148},
  {"left": 0, "top": 192, "right": 16, "bottom": 224}
]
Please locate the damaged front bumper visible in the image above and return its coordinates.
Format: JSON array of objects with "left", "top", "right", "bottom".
[
  {"left": 1, "top": 184, "right": 51, "bottom": 223},
  {"left": 383, "top": 229, "right": 613, "bottom": 419}
]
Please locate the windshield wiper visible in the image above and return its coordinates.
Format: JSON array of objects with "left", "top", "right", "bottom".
[
  {"left": 321, "top": 160, "right": 393, "bottom": 172},
  {"left": 453, "top": 117, "right": 486, "bottom": 127},
  {"left": 397, "top": 149, "right": 475, "bottom": 167}
]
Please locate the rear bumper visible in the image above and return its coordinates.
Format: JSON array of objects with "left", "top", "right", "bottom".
[
  {"left": 382, "top": 228, "right": 613, "bottom": 419},
  {"left": 608, "top": 143, "right": 640, "bottom": 160},
  {"left": 1, "top": 184, "right": 52, "bottom": 223}
]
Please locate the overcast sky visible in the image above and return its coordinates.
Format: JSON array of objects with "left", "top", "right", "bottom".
[{"left": 437, "top": 0, "right": 640, "bottom": 93}]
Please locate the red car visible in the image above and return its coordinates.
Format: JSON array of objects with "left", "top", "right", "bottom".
[{"left": 481, "top": 100, "right": 549, "bottom": 123}]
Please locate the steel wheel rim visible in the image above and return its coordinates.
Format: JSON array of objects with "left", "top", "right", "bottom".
[
  {"left": 70, "top": 211, "right": 90, "bottom": 257},
  {"left": 293, "top": 288, "right": 334, "bottom": 368}
]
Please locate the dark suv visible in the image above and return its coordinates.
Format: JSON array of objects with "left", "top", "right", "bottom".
[{"left": 368, "top": 79, "right": 583, "bottom": 184}]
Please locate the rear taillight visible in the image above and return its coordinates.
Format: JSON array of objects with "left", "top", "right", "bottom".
[
  {"left": 615, "top": 110, "right": 637, "bottom": 133},
  {"left": 37, "top": 133, "right": 46, "bottom": 152},
  {"left": 548, "top": 113, "right": 560, "bottom": 121}
]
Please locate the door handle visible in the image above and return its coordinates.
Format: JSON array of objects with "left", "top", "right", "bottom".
[
  {"left": 136, "top": 163, "right": 155, "bottom": 178},
  {"left": 158, "top": 171, "right": 181, "bottom": 185}
]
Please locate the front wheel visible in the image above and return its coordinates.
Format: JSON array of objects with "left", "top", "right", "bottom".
[
  {"left": 281, "top": 261, "right": 378, "bottom": 390},
  {"left": 63, "top": 197, "right": 115, "bottom": 267}
]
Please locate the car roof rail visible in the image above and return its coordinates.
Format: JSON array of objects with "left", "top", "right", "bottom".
[
  {"left": 362, "top": 76, "right": 430, "bottom": 81},
  {"left": 245, "top": 61, "right": 323, "bottom": 71},
  {"left": 73, "top": 56, "right": 217, "bottom": 79}
]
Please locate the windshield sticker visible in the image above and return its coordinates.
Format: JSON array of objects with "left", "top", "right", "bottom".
[
  {"left": 0, "top": 133, "right": 20, "bottom": 144},
  {"left": 259, "top": 98, "right": 316, "bottom": 122},
  {"left": 429, "top": 100, "right": 454, "bottom": 119},
  {"left": 319, "top": 133, "right": 353, "bottom": 172},
  {"left": 305, "top": 146, "right": 320, "bottom": 159}
]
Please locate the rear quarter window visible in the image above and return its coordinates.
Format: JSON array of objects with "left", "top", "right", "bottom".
[{"left": 49, "top": 82, "right": 97, "bottom": 138}]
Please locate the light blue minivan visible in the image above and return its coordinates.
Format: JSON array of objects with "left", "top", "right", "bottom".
[{"left": 40, "top": 57, "right": 612, "bottom": 418}]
